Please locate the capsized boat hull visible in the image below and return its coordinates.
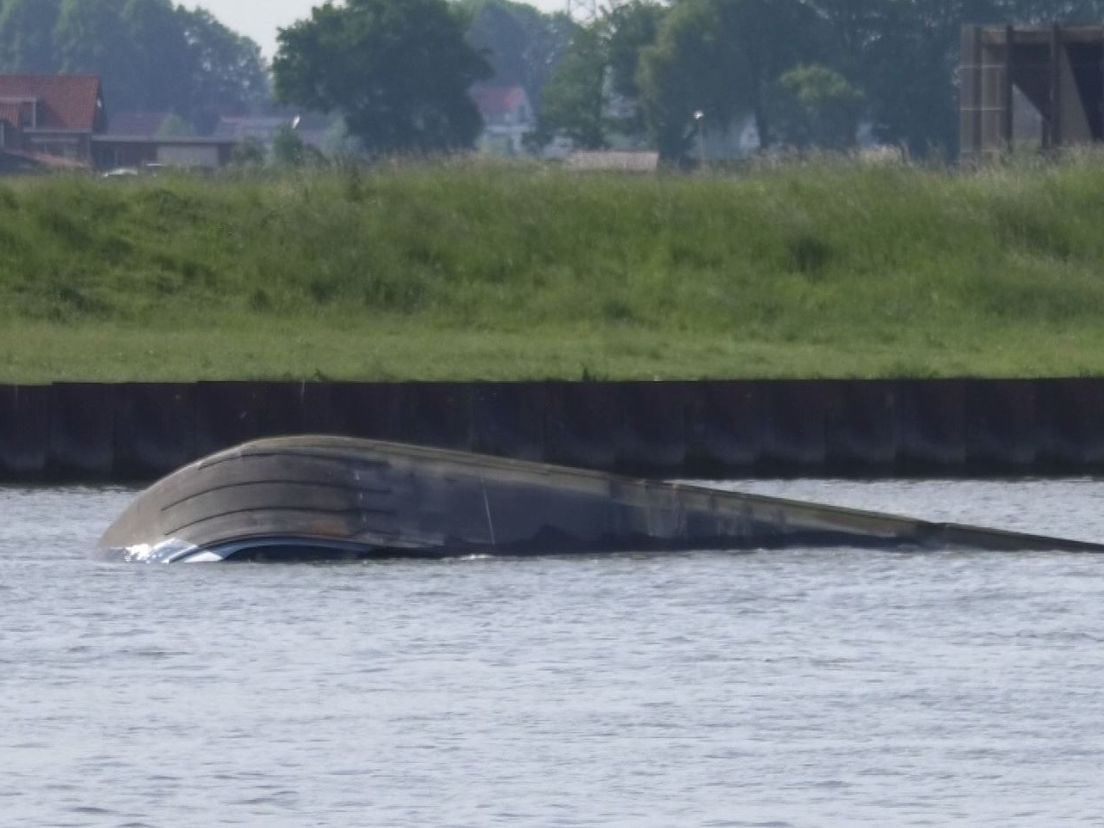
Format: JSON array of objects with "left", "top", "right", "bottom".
[{"left": 98, "top": 435, "right": 1104, "bottom": 562}]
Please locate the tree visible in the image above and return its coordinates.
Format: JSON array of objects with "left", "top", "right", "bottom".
[
  {"left": 637, "top": 1, "right": 735, "bottom": 163},
  {"left": 807, "top": 0, "right": 1104, "bottom": 156},
  {"left": 54, "top": 0, "right": 268, "bottom": 126},
  {"left": 55, "top": 0, "right": 135, "bottom": 106},
  {"left": 273, "top": 125, "right": 306, "bottom": 167},
  {"left": 605, "top": 0, "right": 666, "bottom": 129},
  {"left": 230, "top": 136, "right": 265, "bottom": 167},
  {"left": 322, "top": 117, "right": 366, "bottom": 158},
  {"left": 274, "top": 0, "right": 492, "bottom": 155},
  {"left": 0, "top": 0, "right": 267, "bottom": 131},
  {"left": 462, "top": 0, "right": 575, "bottom": 109},
  {"left": 531, "top": 2, "right": 664, "bottom": 150},
  {"left": 0, "top": 0, "right": 60, "bottom": 73},
  {"left": 808, "top": 0, "right": 990, "bottom": 156},
  {"left": 464, "top": 0, "right": 530, "bottom": 86},
  {"left": 121, "top": 0, "right": 191, "bottom": 112},
  {"left": 538, "top": 25, "right": 606, "bottom": 149},
  {"left": 1009, "top": 0, "right": 1104, "bottom": 18},
  {"left": 772, "top": 64, "right": 864, "bottom": 150},
  {"left": 638, "top": 0, "right": 825, "bottom": 162},
  {"left": 177, "top": 8, "right": 270, "bottom": 131}
]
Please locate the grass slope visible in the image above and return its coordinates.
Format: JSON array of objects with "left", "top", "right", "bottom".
[{"left": 2, "top": 158, "right": 1104, "bottom": 382}]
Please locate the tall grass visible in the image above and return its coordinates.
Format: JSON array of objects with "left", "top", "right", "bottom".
[{"left": 2, "top": 156, "right": 1104, "bottom": 381}]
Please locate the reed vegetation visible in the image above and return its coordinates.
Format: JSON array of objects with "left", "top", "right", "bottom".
[{"left": 2, "top": 156, "right": 1104, "bottom": 381}]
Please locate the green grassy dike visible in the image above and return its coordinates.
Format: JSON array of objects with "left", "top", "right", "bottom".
[{"left": 3, "top": 157, "right": 1104, "bottom": 382}]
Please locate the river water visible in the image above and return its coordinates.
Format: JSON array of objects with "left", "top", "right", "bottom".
[{"left": 3, "top": 479, "right": 1104, "bottom": 826}]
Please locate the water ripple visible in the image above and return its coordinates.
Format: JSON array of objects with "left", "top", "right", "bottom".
[{"left": 4, "top": 480, "right": 1104, "bottom": 825}]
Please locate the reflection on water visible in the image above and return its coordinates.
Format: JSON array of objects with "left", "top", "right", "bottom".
[{"left": 3, "top": 480, "right": 1104, "bottom": 826}]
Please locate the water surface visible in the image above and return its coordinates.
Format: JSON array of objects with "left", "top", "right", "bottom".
[{"left": 3, "top": 480, "right": 1104, "bottom": 826}]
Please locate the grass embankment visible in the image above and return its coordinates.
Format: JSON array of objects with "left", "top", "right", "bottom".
[{"left": 2, "top": 158, "right": 1104, "bottom": 382}]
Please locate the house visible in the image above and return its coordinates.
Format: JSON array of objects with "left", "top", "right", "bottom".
[
  {"left": 92, "top": 134, "right": 239, "bottom": 170},
  {"left": 214, "top": 114, "right": 294, "bottom": 147},
  {"left": 213, "top": 114, "right": 329, "bottom": 154},
  {"left": 0, "top": 75, "right": 106, "bottom": 166},
  {"left": 107, "top": 111, "right": 176, "bottom": 137},
  {"left": 0, "top": 75, "right": 240, "bottom": 171},
  {"left": 97, "top": 109, "right": 242, "bottom": 169},
  {"left": 471, "top": 84, "right": 533, "bottom": 156}
]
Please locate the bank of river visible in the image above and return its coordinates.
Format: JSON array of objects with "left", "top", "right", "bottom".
[
  {"left": 6, "top": 379, "right": 1104, "bottom": 480},
  {"left": 5, "top": 161, "right": 1104, "bottom": 382},
  {"left": 4, "top": 478, "right": 1104, "bottom": 825}
]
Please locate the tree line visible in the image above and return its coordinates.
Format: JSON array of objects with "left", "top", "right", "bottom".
[
  {"left": 5, "top": 0, "right": 1104, "bottom": 161},
  {"left": 272, "top": 0, "right": 1104, "bottom": 163},
  {"left": 536, "top": 0, "right": 1104, "bottom": 162},
  {"left": 0, "top": 0, "right": 268, "bottom": 132}
]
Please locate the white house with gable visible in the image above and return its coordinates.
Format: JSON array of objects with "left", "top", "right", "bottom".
[{"left": 471, "top": 84, "right": 533, "bottom": 156}]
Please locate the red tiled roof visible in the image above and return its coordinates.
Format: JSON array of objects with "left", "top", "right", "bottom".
[
  {"left": 107, "top": 111, "right": 171, "bottom": 136},
  {"left": 0, "top": 75, "right": 102, "bottom": 132},
  {"left": 212, "top": 115, "right": 293, "bottom": 139},
  {"left": 470, "top": 85, "right": 528, "bottom": 117}
]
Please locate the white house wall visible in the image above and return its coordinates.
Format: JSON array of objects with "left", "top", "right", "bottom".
[{"left": 157, "top": 144, "right": 220, "bottom": 168}]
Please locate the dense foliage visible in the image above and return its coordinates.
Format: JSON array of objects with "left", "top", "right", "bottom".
[
  {"left": 274, "top": 0, "right": 492, "bottom": 154},
  {"left": 7, "top": 0, "right": 1102, "bottom": 159},
  {"left": 0, "top": 0, "right": 268, "bottom": 130},
  {"left": 539, "top": 0, "right": 1104, "bottom": 162},
  {"left": 461, "top": 0, "right": 575, "bottom": 107}
]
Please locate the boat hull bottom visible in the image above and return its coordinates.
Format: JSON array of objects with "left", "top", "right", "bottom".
[{"left": 98, "top": 436, "right": 1104, "bottom": 562}]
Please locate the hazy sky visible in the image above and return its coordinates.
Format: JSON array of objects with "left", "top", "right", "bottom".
[{"left": 196, "top": 0, "right": 564, "bottom": 59}]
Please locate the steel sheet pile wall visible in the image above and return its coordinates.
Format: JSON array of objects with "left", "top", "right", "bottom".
[{"left": 3, "top": 380, "right": 1104, "bottom": 481}]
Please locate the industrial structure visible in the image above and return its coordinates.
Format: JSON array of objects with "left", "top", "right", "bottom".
[{"left": 961, "top": 25, "right": 1104, "bottom": 160}]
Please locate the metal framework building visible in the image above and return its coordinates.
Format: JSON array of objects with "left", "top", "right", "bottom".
[{"left": 960, "top": 25, "right": 1104, "bottom": 160}]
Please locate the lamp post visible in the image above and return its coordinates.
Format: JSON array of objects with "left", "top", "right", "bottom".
[{"left": 693, "top": 110, "right": 706, "bottom": 168}]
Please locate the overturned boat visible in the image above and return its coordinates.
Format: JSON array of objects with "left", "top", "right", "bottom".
[{"left": 99, "top": 435, "right": 1104, "bottom": 563}]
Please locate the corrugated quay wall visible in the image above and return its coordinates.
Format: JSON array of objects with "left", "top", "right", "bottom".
[{"left": 3, "top": 379, "right": 1104, "bottom": 482}]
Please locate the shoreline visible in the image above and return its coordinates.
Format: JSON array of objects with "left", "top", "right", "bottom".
[{"left": 4, "top": 378, "right": 1104, "bottom": 482}]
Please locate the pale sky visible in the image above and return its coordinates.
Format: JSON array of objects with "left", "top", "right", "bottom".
[{"left": 196, "top": 0, "right": 564, "bottom": 59}]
